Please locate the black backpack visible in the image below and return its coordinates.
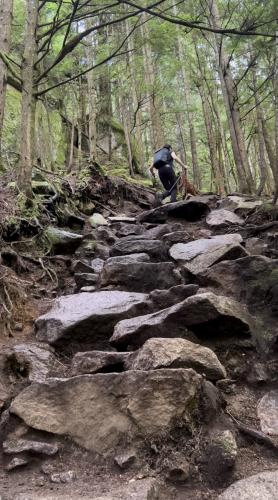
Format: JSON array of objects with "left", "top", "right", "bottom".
[{"left": 153, "top": 147, "right": 172, "bottom": 169}]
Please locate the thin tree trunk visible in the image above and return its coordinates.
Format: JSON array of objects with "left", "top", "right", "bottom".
[
  {"left": 18, "top": 0, "right": 39, "bottom": 201},
  {"left": 67, "top": 118, "right": 75, "bottom": 173},
  {"left": 208, "top": 0, "right": 254, "bottom": 194},
  {"left": 141, "top": 13, "right": 164, "bottom": 150},
  {"left": 0, "top": 0, "right": 13, "bottom": 163},
  {"left": 274, "top": 30, "right": 278, "bottom": 204},
  {"left": 249, "top": 46, "right": 267, "bottom": 196}
]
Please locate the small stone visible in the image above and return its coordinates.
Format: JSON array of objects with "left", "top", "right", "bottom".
[
  {"left": 257, "top": 390, "right": 278, "bottom": 435},
  {"left": 165, "top": 454, "right": 190, "bottom": 483},
  {"left": 89, "top": 213, "right": 108, "bottom": 228},
  {"left": 80, "top": 286, "right": 96, "bottom": 293},
  {"left": 90, "top": 258, "right": 105, "bottom": 273},
  {"left": 74, "top": 272, "right": 99, "bottom": 289},
  {"left": 5, "top": 457, "right": 29, "bottom": 471},
  {"left": 50, "top": 470, "right": 77, "bottom": 483},
  {"left": 114, "top": 450, "right": 136, "bottom": 470},
  {"left": 41, "top": 463, "right": 56, "bottom": 475},
  {"left": 14, "top": 323, "right": 23, "bottom": 332},
  {"left": 204, "top": 430, "right": 237, "bottom": 476}
]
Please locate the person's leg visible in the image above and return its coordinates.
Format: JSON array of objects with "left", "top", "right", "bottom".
[
  {"left": 158, "top": 165, "right": 172, "bottom": 199},
  {"left": 163, "top": 166, "right": 177, "bottom": 202}
]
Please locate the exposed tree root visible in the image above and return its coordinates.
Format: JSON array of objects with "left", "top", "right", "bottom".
[{"left": 226, "top": 410, "right": 278, "bottom": 454}]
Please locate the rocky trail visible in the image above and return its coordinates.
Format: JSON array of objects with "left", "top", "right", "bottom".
[{"left": 1, "top": 190, "right": 278, "bottom": 500}]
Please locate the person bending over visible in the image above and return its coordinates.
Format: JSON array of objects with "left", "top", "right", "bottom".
[{"left": 149, "top": 144, "right": 188, "bottom": 203}]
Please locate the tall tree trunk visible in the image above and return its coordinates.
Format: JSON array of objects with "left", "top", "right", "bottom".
[
  {"left": 86, "top": 33, "right": 97, "bottom": 162},
  {"left": 141, "top": 13, "right": 164, "bottom": 150},
  {"left": 18, "top": 0, "right": 39, "bottom": 201},
  {"left": 274, "top": 30, "right": 278, "bottom": 204},
  {"left": 177, "top": 36, "right": 201, "bottom": 189},
  {"left": 208, "top": 0, "right": 254, "bottom": 194},
  {"left": 0, "top": 0, "right": 13, "bottom": 163},
  {"left": 249, "top": 47, "right": 267, "bottom": 196}
]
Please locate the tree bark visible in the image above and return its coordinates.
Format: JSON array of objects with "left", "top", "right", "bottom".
[
  {"left": 208, "top": 0, "right": 254, "bottom": 194},
  {"left": 274, "top": 31, "right": 278, "bottom": 204},
  {"left": 18, "top": 0, "right": 39, "bottom": 201},
  {"left": 0, "top": 0, "right": 13, "bottom": 162}
]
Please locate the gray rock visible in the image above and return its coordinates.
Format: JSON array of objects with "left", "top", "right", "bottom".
[
  {"left": 217, "top": 195, "right": 263, "bottom": 216},
  {"left": 50, "top": 470, "right": 77, "bottom": 484},
  {"left": 72, "top": 260, "right": 95, "bottom": 274},
  {"left": 35, "top": 291, "right": 150, "bottom": 344},
  {"left": 245, "top": 237, "right": 268, "bottom": 255},
  {"left": 257, "top": 390, "right": 278, "bottom": 435},
  {"left": 108, "top": 216, "right": 136, "bottom": 223},
  {"left": 74, "top": 272, "right": 99, "bottom": 289},
  {"left": 11, "top": 369, "right": 202, "bottom": 455},
  {"left": 101, "top": 261, "right": 182, "bottom": 293},
  {"left": 162, "top": 231, "right": 192, "bottom": 244},
  {"left": 115, "top": 223, "right": 144, "bottom": 237},
  {"left": 111, "top": 292, "right": 253, "bottom": 349},
  {"left": 125, "top": 338, "right": 226, "bottom": 381},
  {"left": 95, "top": 227, "right": 117, "bottom": 245},
  {"left": 137, "top": 199, "right": 210, "bottom": 223},
  {"left": 114, "top": 450, "right": 136, "bottom": 469},
  {"left": 90, "top": 258, "right": 105, "bottom": 273},
  {"left": 206, "top": 209, "right": 244, "bottom": 228},
  {"left": 201, "top": 380, "right": 223, "bottom": 422},
  {"left": 106, "top": 253, "right": 150, "bottom": 265},
  {"left": 165, "top": 453, "right": 190, "bottom": 483},
  {"left": 80, "top": 286, "right": 96, "bottom": 292},
  {"left": 0, "top": 343, "right": 56, "bottom": 386},
  {"left": 149, "top": 284, "right": 199, "bottom": 309},
  {"left": 111, "top": 239, "right": 168, "bottom": 260},
  {"left": 124, "top": 224, "right": 176, "bottom": 241},
  {"left": 44, "top": 227, "right": 83, "bottom": 254},
  {"left": 71, "top": 351, "right": 129, "bottom": 375},
  {"left": 5, "top": 456, "right": 29, "bottom": 471},
  {"left": 89, "top": 213, "right": 108, "bottom": 227},
  {"left": 170, "top": 234, "right": 247, "bottom": 274},
  {"left": 217, "top": 470, "right": 278, "bottom": 500},
  {"left": 204, "top": 430, "right": 237, "bottom": 476},
  {"left": 3, "top": 438, "right": 59, "bottom": 455}
]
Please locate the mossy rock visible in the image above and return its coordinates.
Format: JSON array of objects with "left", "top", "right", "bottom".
[{"left": 44, "top": 227, "right": 83, "bottom": 255}]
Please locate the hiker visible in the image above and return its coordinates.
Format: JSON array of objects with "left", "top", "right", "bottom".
[{"left": 149, "top": 144, "right": 188, "bottom": 204}]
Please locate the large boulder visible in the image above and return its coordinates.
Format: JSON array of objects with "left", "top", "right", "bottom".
[
  {"left": 125, "top": 338, "right": 226, "bottom": 381},
  {"left": 149, "top": 284, "right": 199, "bottom": 309},
  {"left": 169, "top": 234, "right": 247, "bottom": 274},
  {"left": 44, "top": 227, "right": 83, "bottom": 254},
  {"left": 206, "top": 209, "right": 244, "bottom": 228},
  {"left": 35, "top": 291, "right": 150, "bottom": 345},
  {"left": 217, "top": 195, "right": 263, "bottom": 216},
  {"left": 110, "top": 292, "right": 253, "bottom": 349},
  {"left": 217, "top": 470, "right": 278, "bottom": 500},
  {"left": 198, "top": 256, "right": 278, "bottom": 317},
  {"left": 111, "top": 239, "right": 168, "bottom": 260},
  {"left": 11, "top": 369, "right": 202, "bottom": 455},
  {"left": 100, "top": 261, "right": 182, "bottom": 293},
  {"left": 137, "top": 199, "right": 210, "bottom": 224}
]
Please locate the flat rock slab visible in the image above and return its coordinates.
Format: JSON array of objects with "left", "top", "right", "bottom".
[
  {"left": 111, "top": 292, "right": 252, "bottom": 349},
  {"left": 169, "top": 234, "right": 247, "bottom": 274},
  {"left": 111, "top": 239, "right": 168, "bottom": 260},
  {"left": 257, "top": 391, "right": 278, "bottom": 435},
  {"left": 218, "top": 195, "right": 263, "bottom": 215},
  {"left": 108, "top": 216, "right": 136, "bottom": 223},
  {"left": 106, "top": 253, "right": 150, "bottom": 265},
  {"left": 3, "top": 438, "right": 59, "bottom": 455},
  {"left": 11, "top": 369, "right": 202, "bottom": 455},
  {"left": 35, "top": 291, "right": 149, "bottom": 344},
  {"left": 100, "top": 261, "right": 182, "bottom": 293},
  {"left": 71, "top": 351, "right": 129, "bottom": 375},
  {"left": 138, "top": 199, "right": 210, "bottom": 223},
  {"left": 115, "top": 223, "right": 144, "bottom": 237},
  {"left": 125, "top": 337, "right": 226, "bottom": 381},
  {"left": 217, "top": 470, "right": 278, "bottom": 500},
  {"left": 206, "top": 209, "right": 244, "bottom": 228}
]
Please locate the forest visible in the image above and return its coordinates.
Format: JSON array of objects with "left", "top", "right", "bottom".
[
  {"left": 0, "top": 0, "right": 277, "bottom": 205},
  {"left": 1, "top": 2, "right": 278, "bottom": 499}
]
